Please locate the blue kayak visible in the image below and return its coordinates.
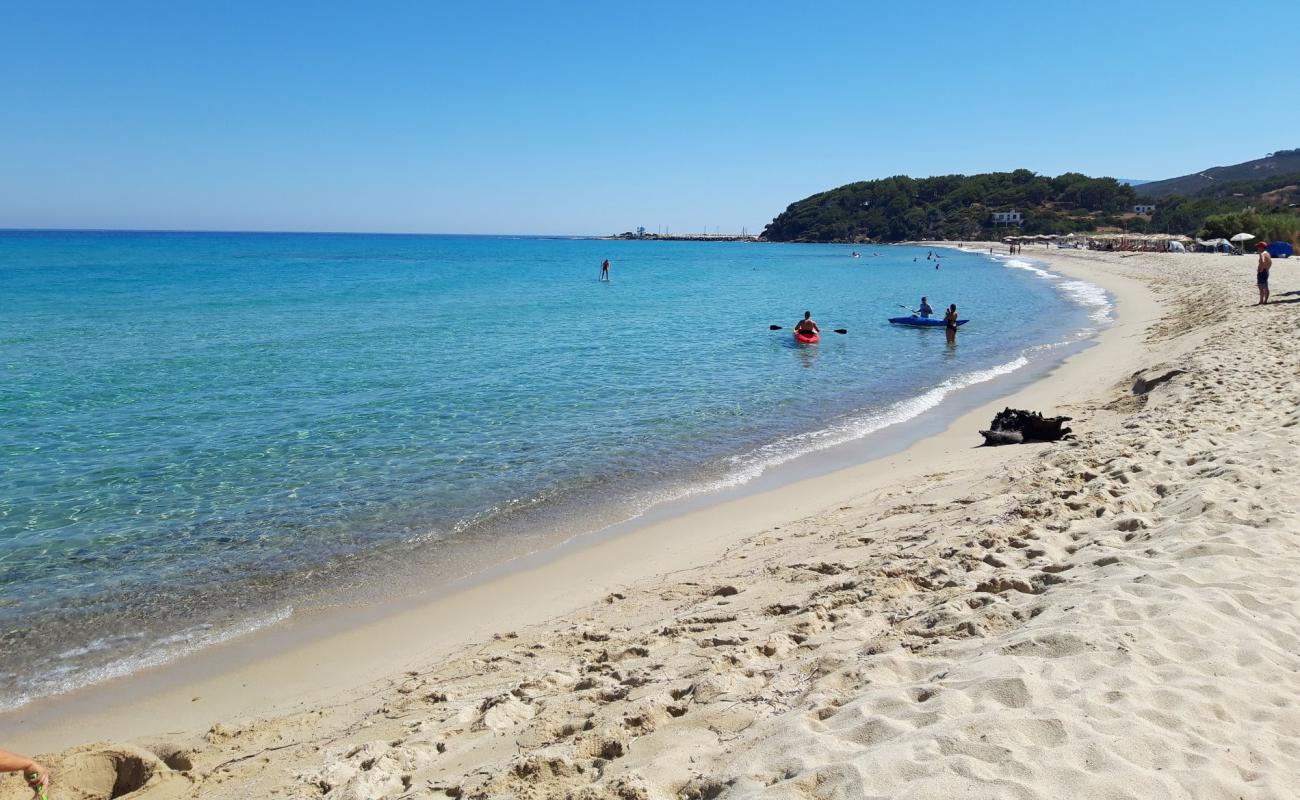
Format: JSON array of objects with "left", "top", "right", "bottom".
[{"left": 888, "top": 316, "right": 968, "bottom": 327}]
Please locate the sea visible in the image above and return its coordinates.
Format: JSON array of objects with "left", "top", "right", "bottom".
[{"left": 0, "top": 231, "right": 1110, "bottom": 710}]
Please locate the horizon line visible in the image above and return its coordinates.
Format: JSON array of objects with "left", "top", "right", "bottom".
[{"left": 0, "top": 226, "right": 616, "bottom": 238}]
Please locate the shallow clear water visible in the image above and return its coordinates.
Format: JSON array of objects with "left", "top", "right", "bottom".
[{"left": 0, "top": 232, "right": 1104, "bottom": 707}]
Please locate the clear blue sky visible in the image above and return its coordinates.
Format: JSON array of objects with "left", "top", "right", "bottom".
[{"left": 2, "top": 0, "right": 1295, "bottom": 235}]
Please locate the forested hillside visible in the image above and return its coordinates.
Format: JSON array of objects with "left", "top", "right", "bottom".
[
  {"left": 762, "top": 160, "right": 1300, "bottom": 243},
  {"left": 1134, "top": 149, "right": 1300, "bottom": 198},
  {"left": 762, "top": 171, "right": 1136, "bottom": 242},
  {"left": 1129, "top": 169, "right": 1300, "bottom": 237}
]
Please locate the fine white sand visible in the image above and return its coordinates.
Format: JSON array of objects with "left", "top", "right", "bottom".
[{"left": 3, "top": 246, "right": 1298, "bottom": 800}]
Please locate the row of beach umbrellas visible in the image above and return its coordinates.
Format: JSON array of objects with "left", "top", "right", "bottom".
[{"left": 1004, "top": 232, "right": 1259, "bottom": 244}]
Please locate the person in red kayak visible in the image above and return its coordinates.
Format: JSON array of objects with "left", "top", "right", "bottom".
[{"left": 794, "top": 311, "right": 820, "bottom": 337}]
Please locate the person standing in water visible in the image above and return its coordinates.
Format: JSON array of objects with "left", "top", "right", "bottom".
[
  {"left": 1256, "top": 242, "right": 1272, "bottom": 304},
  {"left": 599, "top": 259, "right": 610, "bottom": 281},
  {"left": 944, "top": 304, "right": 959, "bottom": 344}
]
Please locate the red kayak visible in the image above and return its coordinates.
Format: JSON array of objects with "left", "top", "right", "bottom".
[{"left": 793, "top": 330, "right": 820, "bottom": 344}]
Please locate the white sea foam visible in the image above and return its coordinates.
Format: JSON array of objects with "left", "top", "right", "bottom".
[
  {"left": 0, "top": 606, "right": 293, "bottom": 713},
  {"left": 1059, "top": 279, "right": 1112, "bottom": 322},
  {"left": 999, "top": 257, "right": 1055, "bottom": 279},
  {"left": 604, "top": 354, "right": 1034, "bottom": 520},
  {"left": 721, "top": 355, "right": 1030, "bottom": 481},
  {"left": 993, "top": 254, "right": 1113, "bottom": 325}
]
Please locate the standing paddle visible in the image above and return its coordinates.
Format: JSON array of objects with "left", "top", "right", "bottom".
[{"left": 769, "top": 325, "right": 848, "bottom": 334}]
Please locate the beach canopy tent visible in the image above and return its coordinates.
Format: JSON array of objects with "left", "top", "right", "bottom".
[
  {"left": 1086, "top": 232, "right": 1191, "bottom": 252},
  {"left": 1267, "top": 241, "right": 1294, "bottom": 258},
  {"left": 1195, "top": 238, "right": 1235, "bottom": 253}
]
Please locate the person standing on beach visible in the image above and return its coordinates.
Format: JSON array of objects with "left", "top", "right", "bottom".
[
  {"left": 0, "top": 749, "right": 48, "bottom": 795},
  {"left": 944, "top": 304, "right": 959, "bottom": 344},
  {"left": 600, "top": 259, "right": 610, "bottom": 282},
  {"left": 1256, "top": 242, "right": 1272, "bottom": 304}
]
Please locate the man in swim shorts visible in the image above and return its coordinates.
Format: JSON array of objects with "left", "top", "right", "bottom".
[
  {"left": 1256, "top": 242, "right": 1272, "bottom": 304},
  {"left": 794, "top": 311, "right": 820, "bottom": 336}
]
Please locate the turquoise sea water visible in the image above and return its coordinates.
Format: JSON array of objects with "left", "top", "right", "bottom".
[{"left": 0, "top": 231, "right": 1108, "bottom": 708}]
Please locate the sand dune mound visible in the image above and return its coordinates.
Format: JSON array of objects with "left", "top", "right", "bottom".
[{"left": 0, "top": 743, "right": 189, "bottom": 800}]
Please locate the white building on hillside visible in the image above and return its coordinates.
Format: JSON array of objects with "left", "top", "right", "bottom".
[
  {"left": 1133, "top": 204, "right": 1156, "bottom": 214},
  {"left": 991, "top": 211, "right": 1023, "bottom": 224}
]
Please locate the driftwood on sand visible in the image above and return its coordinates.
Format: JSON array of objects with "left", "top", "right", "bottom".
[{"left": 979, "top": 407, "right": 1073, "bottom": 446}]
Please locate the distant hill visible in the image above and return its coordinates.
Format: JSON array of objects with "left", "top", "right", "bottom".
[
  {"left": 761, "top": 170, "right": 1136, "bottom": 243},
  {"left": 1117, "top": 178, "right": 1150, "bottom": 186},
  {"left": 1136, "top": 149, "right": 1300, "bottom": 198}
]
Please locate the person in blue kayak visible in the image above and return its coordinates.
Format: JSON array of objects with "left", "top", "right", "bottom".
[
  {"left": 916, "top": 297, "right": 934, "bottom": 318},
  {"left": 794, "top": 311, "right": 820, "bottom": 337}
]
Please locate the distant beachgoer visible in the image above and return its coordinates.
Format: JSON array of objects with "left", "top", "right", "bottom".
[
  {"left": 944, "top": 304, "right": 959, "bottom": 344},
  {"left": 600, "top": 259, "right": 610, "bottom": 281},
  {"left": 0, "top": 749, "right": 48, "bottom": 795},
  {"left": 794, "top": 311, "right": 820, "bottom": 336},
  {"left": 1256, "top": 242, "right": 1272, "bottom": 304},
  {"left": 917, "top": 297, "right": 934, "bottom": 318},
  {"left": 927, "top": 251, "right": 933, "bottom": 260}
]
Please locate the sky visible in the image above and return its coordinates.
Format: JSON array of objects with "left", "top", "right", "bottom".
[{"left": 2, "top": 0, "right": 1296, "bottom": 236}]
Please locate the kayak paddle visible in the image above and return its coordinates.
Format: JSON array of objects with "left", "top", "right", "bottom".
[{"left": 769, "top": 325, "right": 848, "bottom": 334}]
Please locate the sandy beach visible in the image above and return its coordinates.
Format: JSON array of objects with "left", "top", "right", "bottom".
[{"left": 4, "top": 246, "right": 1298, "bottom": 799}]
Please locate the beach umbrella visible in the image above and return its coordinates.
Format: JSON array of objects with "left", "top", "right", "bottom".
[{"left": 1230, "top": 232, "right": 1255, "bottom": 247}]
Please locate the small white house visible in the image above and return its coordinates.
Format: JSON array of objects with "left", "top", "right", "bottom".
[
  {"left": 1133, "top": 204, "right": 1156, "bottom": 214},
  {"left": 991, "top": 211, "right": 1023, "bottom": 224}
]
